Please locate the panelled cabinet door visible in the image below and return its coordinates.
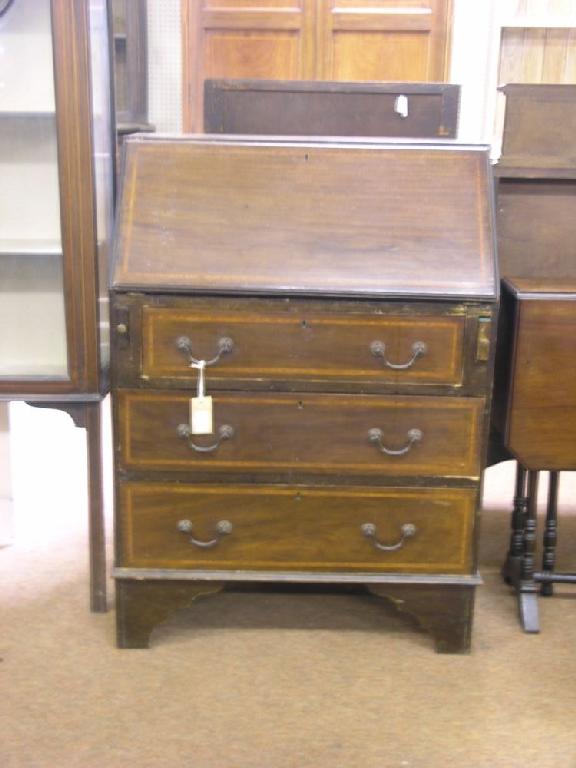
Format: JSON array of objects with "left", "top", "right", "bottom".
[
  {"left": 317, "top": 0, "right": 452, "bottom": 82},
  {"left": 183, "top": 0, "right": 453, "bottom": 131},
  {"left": 183, "top": 0, "right": 316, "bottom": 131}
]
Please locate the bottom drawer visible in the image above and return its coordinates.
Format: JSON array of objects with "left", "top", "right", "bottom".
[{"left": 119, "top": 483, "right": 475, "bottom": 574}]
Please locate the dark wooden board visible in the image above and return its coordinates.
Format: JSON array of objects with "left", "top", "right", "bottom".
[
  {"left": 496, "top": 179, "right": 576, "bottom": 281},
  {"left": 204, "top": 79, "right": 460, "bottom": 139},
  {"left": 499, "top": 84, "right": 576, "bottom": 172}
]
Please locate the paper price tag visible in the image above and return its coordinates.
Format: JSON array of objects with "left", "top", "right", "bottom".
[{"left": 190, "top": 396, "right": 213, "bottom": 435}]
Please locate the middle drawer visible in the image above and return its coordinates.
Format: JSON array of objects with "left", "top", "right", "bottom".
[{"left": 117, "top": 390, "right": 483, "bottom": 478}]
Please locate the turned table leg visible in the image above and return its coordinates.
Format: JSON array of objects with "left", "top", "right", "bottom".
[
  {"left": 518, "top": 470, "right": 540, "bottom": 633},
  {"left": 541, "top": 472, "right": 559, "bottom": 597},
  {"left": 502, "top": 462, "right": 528, "bottom": 587}
]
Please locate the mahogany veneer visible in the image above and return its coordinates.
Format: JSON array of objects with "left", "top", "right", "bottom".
[{"left": 111, "top": 136, "right": 497, "bottom": 651}]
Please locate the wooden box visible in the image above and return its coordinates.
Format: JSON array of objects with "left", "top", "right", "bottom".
[{"left": 111, "top": 135, "right": 498, "bottom": 652}]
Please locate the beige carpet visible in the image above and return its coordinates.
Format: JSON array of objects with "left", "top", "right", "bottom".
[{"left": 1, "top": 405, "right": 576, "bottom": 767}]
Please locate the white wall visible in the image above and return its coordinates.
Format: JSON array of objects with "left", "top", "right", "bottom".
[
  {"left": 147, "top": 0, "right": 183, "bottom": 133},
  {"left": 450, "top": 0, "right": 498, "bottom": 145}
]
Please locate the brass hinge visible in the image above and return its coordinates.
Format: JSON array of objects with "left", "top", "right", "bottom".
[{"left": 476, "top": 317, "right": 491, "bottom": 362}]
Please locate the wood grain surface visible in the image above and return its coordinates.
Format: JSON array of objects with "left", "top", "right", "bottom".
[
  {"left": 505, "top": 289, "right": 576, "bottom": 470},
  {"left": 112, "top": 137, "right": 496, "bottom": 300},
  {"left": 499, "top": 85, "right": 576, "bottom": 173},
  {"left": 117, "top": 390, "right": 483, "bottom": 478},
  {"left": 204, "top": 79, "right": 460, "bottom": 138},
  {"left": 497, "top": 179, "right": 576, "bottom": 281},
  {"left": 141, "top": 304, "right": 465, "bottom": 386},
  {"left": 118, "top": 482, "right": 475, "bottom": 573}
]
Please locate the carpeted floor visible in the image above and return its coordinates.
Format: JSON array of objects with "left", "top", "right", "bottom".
[{"left": 1, "top": 403, "right": 576, "bottom": 768}]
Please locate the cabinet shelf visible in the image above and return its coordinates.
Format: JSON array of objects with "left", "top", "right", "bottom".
[
  {"left": 0, "top": 239, "right": 62, "bottom": 257},
  {"left": 0, "top": 110, "right": 56, "bottom": 118}
]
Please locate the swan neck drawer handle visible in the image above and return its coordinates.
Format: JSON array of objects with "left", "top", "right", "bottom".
[
  {"left": 177, "top": 518, "right": 233, "bottom": 549},
  {"left": 176, "top": 335, "right": 234, "bottom": 367},
  {"left": 370, "top": 340, "right": 428, "bottom": 370},
  {"left": 361, "top": 522, "right": 417, "bottom": 552},
  {"left": 177, "top": 423, "right": 234, "bottom": 453},
  {"left": 368, "top": 427, "right": 423, "bottom": 456}
]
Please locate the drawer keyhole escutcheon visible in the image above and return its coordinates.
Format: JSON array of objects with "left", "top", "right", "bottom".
[
  {"left": 361, "top": 522, "right": 416, "bottom": 552},
  {"left": 368, "top": 427, "right": 423, "bottom": 456},
  {"left": 176, "top": 335, "right": 234, "bottom": 367},
  {"left": 177, "top": 423, "right": 234, "bottom": 453},
  {"left": 370, "top": 340, "right": 427, "bottom": 370},
  {"left": 177, "top": 518, "right": 233, "bottom": 548}
]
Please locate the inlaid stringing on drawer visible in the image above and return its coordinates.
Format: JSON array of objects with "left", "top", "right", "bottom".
[
  {"left": 118, "top": 390, "right": 484, "bottom": 477},
  {"left": 119, "top": 483, "right": 476, "bottom": 574},
  {"left": 140, "top": 306, "right": 466, "bottom": 386}
]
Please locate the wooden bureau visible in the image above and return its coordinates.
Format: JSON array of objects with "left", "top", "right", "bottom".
[{"left": 111, "top": 136, "right": 498, "bottom": 652}]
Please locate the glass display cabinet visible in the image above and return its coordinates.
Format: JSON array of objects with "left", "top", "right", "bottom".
[{"left": 0, "top": 0, "right": 115, "bottom": 611}]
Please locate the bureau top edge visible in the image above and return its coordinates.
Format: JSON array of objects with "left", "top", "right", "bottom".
[
  {"left": 110, "top": 284, "right": 499, "bottom": 303},
  {"left": 125, "top": 132, "right": 488, "bottom": 152}
]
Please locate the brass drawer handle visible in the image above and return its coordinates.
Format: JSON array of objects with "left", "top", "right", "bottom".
[
  {"left": 361, "top": 522, "right": 417, "bottom": 552},
  {"left": 177, "top": 518, "right": 233, "bottom": 548},
  {"left": 368, "top": 427, "right": 423, "bottom": 456},
  {"left": 176, "top": 335, "right": 234, "bottom": 367},
  {"left": 370, "top": 340, "right": 427, "bottom": 370},
  {"left": 177, "top": 423, "right": 234, "bottom": 453}
]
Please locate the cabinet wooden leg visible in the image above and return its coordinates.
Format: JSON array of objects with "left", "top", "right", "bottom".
[
  {"left": 518, "top": 470, "right": 540, "bottom": 633},
  {"left": 84, "top": 401, "right": 106, "bottom": 613},
  {"left": 541, "top": 472, "right": 559, "bottom": 597},
  {"left": 367, "top": 584, "right": 475, "bottom": 654},
  {"left": 115, "top": 580, "right": 225, "bottom": 649},
  {"left": 28, "top": 399, "right": 107, "bottom": 613},
  {"left": 502, "top": 462, "right": 528, "bottom": 587}
]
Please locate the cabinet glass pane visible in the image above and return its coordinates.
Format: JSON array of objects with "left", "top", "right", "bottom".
[
  {"left": 89, "top": 0, "right": 115, "bottom": 370},
  {"left": 0, "top": 0, "right": 67, "bottom": 378}
]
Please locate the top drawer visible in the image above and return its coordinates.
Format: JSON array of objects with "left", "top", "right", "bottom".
[{"left": 128, "top": 304, "right": 467, "bottom": 389}]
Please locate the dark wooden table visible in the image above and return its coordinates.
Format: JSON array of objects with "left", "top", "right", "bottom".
[{"left": 492, "top": 278, "right": 576, "bottom": 632}]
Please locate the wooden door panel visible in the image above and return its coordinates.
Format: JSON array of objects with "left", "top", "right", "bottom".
[
  {"left": 332, "top": 32, "right": 429, "bottom": 81},
  {"left": 183, "top": 0, "right": 315, "bottom": 130},
  {"left": 203, "top": 0, "right": 299, "bottom": 8},
  {"left": 184, "top": 0, "right": 452, "bottom": 131},
  {"left": 204, "top": 32, "right": 301, "bottom": 80},
  {"left": 317, "top": 0, "right": 451, "bottom": 82}
]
